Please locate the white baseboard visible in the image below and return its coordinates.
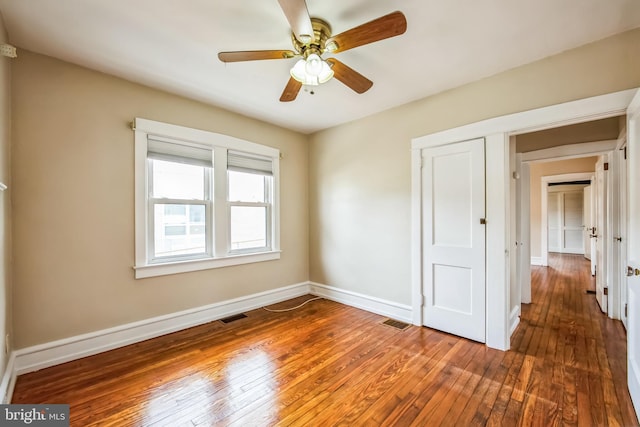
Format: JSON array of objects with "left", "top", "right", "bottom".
[
  {"left": 531, "top": 257, "right": 544, "bottom": 266},
  {"left": 6, "top": 280, "right": 414, "bottom": 404},
  {"left": 0, "top": 353, "right": 16, "bottom": 403},
  {"left": 509, "top": 305, "right": 521, "bottom": 336},
  {"left": 309, "top": 282, "right": 413, "bottom": 324},
  {"left": 13, "top": 282, "right": 310, "bottom": 377}
]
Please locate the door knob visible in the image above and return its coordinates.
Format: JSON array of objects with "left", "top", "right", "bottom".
[{"left": 629, "top": 266, "right": 640, "bottom": 277}]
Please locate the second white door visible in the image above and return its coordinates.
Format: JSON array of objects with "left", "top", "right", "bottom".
[{"left": 422, "top": 138, "right": 486, "bottom": 342}]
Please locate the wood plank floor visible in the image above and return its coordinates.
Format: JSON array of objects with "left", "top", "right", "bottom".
[{"left": 12, "top": 254, "right": 639, "bottom": 426}]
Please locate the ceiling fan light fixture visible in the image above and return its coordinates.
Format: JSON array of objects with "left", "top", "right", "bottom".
[
  {"left": 325, "top": 40, "right": 338, "bottom": 52},
  {"left": 305, "top": 53, "right": 323, "bottom": 75},
  {"left": 298, "top": 34, "right": 313, "bottom": 44},
  {"left": 290, "top": 55, "right": 333, "bottom": 86}
]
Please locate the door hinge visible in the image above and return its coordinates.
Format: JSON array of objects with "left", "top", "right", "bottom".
[
  {"left": 624, "top": 146, "right": 627, "bottom": 160},
  {"left": 625, "top": 303, "right": 628, "bottom": 318},
  {"left": 603, "top": 287, "right": 608, "bottom": 296},
  {"left": 604, "top": 162, "right": 609, "bottom": 171}
]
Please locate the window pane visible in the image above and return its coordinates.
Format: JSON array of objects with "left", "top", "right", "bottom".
[
  {"left": 164, "top": 205, "right": 186, "bottom": 215},
  {"left": 228, "top": 170, "right": 266, "bottom": 202},
  {"left": 152, "top": 159, "right": 206, "bottom": 200},
  {"left": 154, "top": 204, "right": 206, "bottom": 258},
  {"left": 230, "top": 206, "right": 267, "bottom": 250}
]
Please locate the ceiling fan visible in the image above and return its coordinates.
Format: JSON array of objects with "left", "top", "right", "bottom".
[{"left": 218, "top": 0, "right": 407, "bottom": 102}]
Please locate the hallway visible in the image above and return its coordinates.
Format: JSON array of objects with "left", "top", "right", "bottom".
[{"left": 513, "top": 253, "right": 638, "bottom": 425}]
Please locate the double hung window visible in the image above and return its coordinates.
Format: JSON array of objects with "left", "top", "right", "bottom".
[{"left": 134, "top": 118, "right": 280, "bottom": 278}]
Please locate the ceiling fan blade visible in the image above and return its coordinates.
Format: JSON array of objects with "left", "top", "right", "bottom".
[
  {"left": 218, "top": 50, "right": 296, "bottom": 63},
  {"left": 280, "top": 77, "right": 303, "bottom": 102},
  {"left": 277, "top": 0, "right": 314, "bottom": 43},
  {"left": 326, "top": 58, "right": 373, "bottom": 94},
  {"left": 326, "top": 11, "right": 407, "bottom": 53}
]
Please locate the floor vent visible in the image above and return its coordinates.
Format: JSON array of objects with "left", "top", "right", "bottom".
[
  {"left": 382, "top": 319, "right": 410, "bottom": 331},
  {"left": 220, "top": 313, "right": 248, "bottom": 324},
  {"left": 586, "top": 289, "right": 596, "bottom": 295}
]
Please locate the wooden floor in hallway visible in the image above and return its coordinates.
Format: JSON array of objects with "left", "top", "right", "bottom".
[{"left": 11, "top": 254, "right": 638, "bottom": 426}]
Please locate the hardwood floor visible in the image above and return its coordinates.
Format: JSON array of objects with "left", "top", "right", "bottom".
[{"left": 12, "top": 254, "right": 638, "bottom": 426}]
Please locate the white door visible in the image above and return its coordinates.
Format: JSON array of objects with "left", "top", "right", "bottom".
[
  {"left": 548, "top": 193, "right": 561, "bottom": 252},
  {"left": 549, "top": 190, "right": 584, "bottom": 254},
  {"left": 562, "top": 191, "right": 584, "bottom": 253},
  {"left": 422, "top": 138, "right": 486, "bottom": 342},
  {"left": 583, "top": 185, "right": 592, "bottom": 260},
  {"left": 590, "top": 179, "right": 597, "bottom": 276},
  {"left": 626, "top": 89, "right": 640, "bottom": 419},
  {"left": 619, "top": 145, "right": 628, "bottom": 329},
  {"left": 595, "top": 156, "right": 608, "bottom": 313}
]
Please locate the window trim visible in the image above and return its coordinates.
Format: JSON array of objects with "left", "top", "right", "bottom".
[
  {"left": 133, "top": 118, "right": 281, "bottom": 279},
  {"left": 227, "top": 171, "right": 273, "bottom": 255}
]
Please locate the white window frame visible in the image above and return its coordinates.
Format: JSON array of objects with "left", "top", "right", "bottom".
[
  {"left": 133, "top": 118, "right": 281, "bottom": 279},
  {"left": 227, "top": 173, "right": 273, "bottom": 255}
]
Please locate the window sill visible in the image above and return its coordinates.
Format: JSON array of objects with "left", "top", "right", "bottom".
[{"left": 134, "top": 251, "right": 281, "bottom": 279}]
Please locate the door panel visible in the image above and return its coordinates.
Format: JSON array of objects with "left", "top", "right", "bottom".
[
  {"left": 548, "top": 190, "right": 584, "bottom": 254},
  {"left": 563, "top": 191, "right": 584, "bottom": 253},
  {"left": 548, "top": 193, "right": 561, "bottom": 252},
  {"left": 422, "top": 138, "right": 486, "bottom": 342},
  {"left": 627, "top": 89, "right": 640, "bottom": 419}
]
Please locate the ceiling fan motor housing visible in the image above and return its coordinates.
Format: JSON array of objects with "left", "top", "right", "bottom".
[{"left": 291, "top": 18, "right": 332, "bottom": 59}]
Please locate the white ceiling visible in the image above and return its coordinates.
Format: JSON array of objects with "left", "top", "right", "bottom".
[{"left": 1, "top": 0, "right": 639, "bottom": 134}]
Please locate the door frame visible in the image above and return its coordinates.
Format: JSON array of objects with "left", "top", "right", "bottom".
[
  {"left": 411, "top": 88, "right": 637, "bottom": 351},
  {"left": 540, "top": 172, "right": 595, "bottom": 266},
  {"left": 617, "top": 138, "right": 628, "bottom": 328}
]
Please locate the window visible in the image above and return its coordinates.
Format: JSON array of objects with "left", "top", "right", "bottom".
[{"left": 134, "top": 118, "right": 280, "bottom": 278}]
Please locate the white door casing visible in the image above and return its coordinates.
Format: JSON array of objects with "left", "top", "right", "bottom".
[
  {"left": 584, "top": 185, "right": 592, "bottom": 260},
  {"left": 626, "top": 89, "right": 640, "bottom": 419},
  {"left": 595, "top": 156, "right": 608, "bottom": 313},
  {"left": 540, "top": 173, "right": 594, "bottom": 267},
  {"left": 519, "top": 161, "right": 532, "bottom": 304},
  {"left": 619, "top": 145, "right": 628, "bottom": 329},
  {"left": 412, "top": 89, "right": 637, "bottom": 352},
  {"left": 590, "top": 178, "right": 598, "bottom": 276},
  {"left": 422, "top": 138, "right": 486, "bottom": 343}
]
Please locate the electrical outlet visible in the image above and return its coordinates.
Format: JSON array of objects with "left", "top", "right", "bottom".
[{"left": 4, "top": 334, "right": 8, "bottom": 355}]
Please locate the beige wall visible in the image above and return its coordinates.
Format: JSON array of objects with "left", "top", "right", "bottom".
[
  {"left": 0, "top": 12, "right": 12, "bottom": 383},
  {"left": 516, "top": 117, "right": 621, "bottom": 153},
  {"left": 528, "top": 157, "right": 597, "bottom": 259},
  {"left": 309, "top": 28, "right": 640, "bottom": 305},
  {"left": 11, "top": 51, "right": 309, "bottom": 348},
  {"left": 8, "top": 27, "right": 640, "bottom": 349}
]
